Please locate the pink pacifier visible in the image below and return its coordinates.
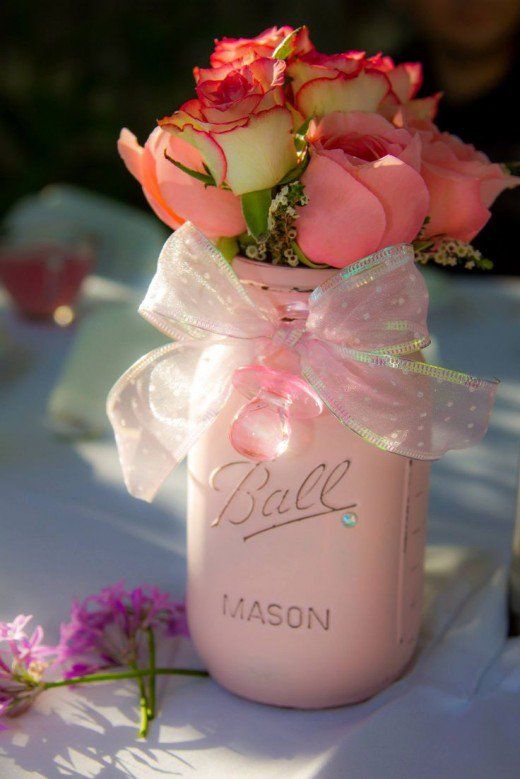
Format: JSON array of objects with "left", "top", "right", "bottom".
[{"left": 229, "top": 365, "right": 323, "bottom": 461}]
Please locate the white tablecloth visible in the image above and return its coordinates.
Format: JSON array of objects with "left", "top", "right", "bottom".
[{"left": 1, "top": 275, "right": 519, "bottom": 778}]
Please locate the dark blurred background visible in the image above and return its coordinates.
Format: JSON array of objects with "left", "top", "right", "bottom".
[{"left": 1, "top": 0, "right": 519, "bottom": 271}]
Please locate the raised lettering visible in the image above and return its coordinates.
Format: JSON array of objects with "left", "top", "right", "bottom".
[
  {"left": 267, "top": 603, "right": 283, "bottom": 626},
  {"left": 321, "top": 460, "right": 351, "bottom": 510},
  {"left": 247, "top": 601, "right": 265, "bottom": 623},
  {"left": 308, "top": 607, "right": 330, "bottom": 631},
  {"left": 210, "top": 462, "right": 270, "bottom": 526},
  {"left": 287, "top": 606, "right": 303, "bottom": 629},
  {"left": 296, "top": 464, "right": 326, "bottom": 510},
  {"left": 230, "top": 598, "right": 245, "bottom": 619}
]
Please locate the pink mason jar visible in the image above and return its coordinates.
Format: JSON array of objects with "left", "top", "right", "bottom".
[{"left": 186, "top": 256, "right": 430, "bottom": 709}]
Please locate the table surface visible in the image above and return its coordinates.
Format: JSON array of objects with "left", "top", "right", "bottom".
[{"left": 1, "top": 274, "right": 519, "bottom": 779}]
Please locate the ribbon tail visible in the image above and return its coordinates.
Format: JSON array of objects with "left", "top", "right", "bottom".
[
  {"left": 300, "top": 340, "right": 498, "bottom": 460},
  {"left": 107, "top": 338, "right": 253, "bottom": 501}
]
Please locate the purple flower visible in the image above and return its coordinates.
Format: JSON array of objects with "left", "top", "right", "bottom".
[
  {"left": 0, "top": 615, "right": 33, "bottom": 642},
  {"left": 57, "top": 582, "right": 188, "bottom": 678},
  {"left": 1, "top": 616, "right": 54, "bottom": 727}
]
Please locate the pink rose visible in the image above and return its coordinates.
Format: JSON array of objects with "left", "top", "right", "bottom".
[
  {"left": 159, "top": 58, "right": 298, "bottom": 195},
  {"left": 296, "top": 111, "right": 430, "bottom": 267},
  {"left": 117, "top": 127, "right": 245, "bottom": 238},
  {"left": 210, "top": 25, "right": 314, "bottom": 67},
  {"left": 419, "top": 127, "right": 519, "bottom": 242},
  {"left": 287, "top": 51, "right": 390, "bottom": 119}
]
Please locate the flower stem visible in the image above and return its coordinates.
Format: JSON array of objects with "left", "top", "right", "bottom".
[
  {"left": 43, "top": 667, "right": 208, "bottom": 689},
  {"left": 146, "top": 628, "right": 156, "bottom": 720},
  {"left": 131, "top": 661, "right": 150, "bottom": 738},
  {"left": 137, "top": 677, "right": 149, "bottom": 738}
]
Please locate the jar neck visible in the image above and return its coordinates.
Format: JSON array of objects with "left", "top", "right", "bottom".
[{"left": 233, "top": 256, "right": 336, "bottom": 311}]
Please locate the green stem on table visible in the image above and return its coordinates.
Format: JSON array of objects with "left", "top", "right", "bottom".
[
  {"left": 137, "top": 674, "right": 149, "bottom": 738},
  {"left": 130, "top": 660, "right": 151, "bottom": 738},
  {"left": 43, "top": 667, "right": 208, "bottom": 690},
  {"left": 147, "top": 627, "right": 156, "bottom": 720}
]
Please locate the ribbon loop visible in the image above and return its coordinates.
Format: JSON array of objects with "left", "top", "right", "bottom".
[
  {"left": 139, "top": 222, "right": 275, "bottom": 341},
  {"left": 107, "top": 337, "right": 256, "bottom": 500},
  {"left": 306, "top": 244, "right": 430, "bottom": 355},
  {"left": 300, "top": 339, "right": 496, "bottom": 460}
]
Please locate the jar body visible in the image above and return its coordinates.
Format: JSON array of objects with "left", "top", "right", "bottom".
[{"left": 186, "top": 258, "right": 430, "bottom": 709}]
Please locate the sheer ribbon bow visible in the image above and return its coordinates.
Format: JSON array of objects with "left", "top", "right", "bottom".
[{"left": 107, "top": 222, "right": 497, "bottom": 502}]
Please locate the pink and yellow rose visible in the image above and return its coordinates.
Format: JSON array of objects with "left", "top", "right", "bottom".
[
  {"left": 287, "top": 51, "right": 389, "bottom": 119},
  {"left": 210, "top": 25, "right": 314, "bottom": 67},
  {"left": 296, "top": 111, "right": 429, "bottom": 266},
  {"left": 158, "top": 57, "right": 298, "bottom": 196},
  {"left": 287, "top": 51, "right": 440, "bottom": 124}
]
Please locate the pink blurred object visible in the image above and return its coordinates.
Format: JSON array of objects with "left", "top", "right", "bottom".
[
  {"left": 230, "top": 365, "right": 323, "bottom": 461},
  {"left": 187, "top": 257, "right": 430, "bottom": 708},
  {"left": 0, "top": 243, "right": 93, "bottom": 320}
]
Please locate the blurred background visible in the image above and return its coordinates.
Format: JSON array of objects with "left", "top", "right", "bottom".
[{"left": 1, "top": 0, "right": 519, "bottom": 273}]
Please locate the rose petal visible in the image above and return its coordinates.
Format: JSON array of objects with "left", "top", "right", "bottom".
[
  {"left": 297, "top": 155, "right": 386, "bottom": 267},
  {"left": 353, "top": 155, "right": 429, "bottom": 246},
  {"left": 286, "top": 59, "right": 338, "bottom": 95},
  {"left": 480, "top": 167, "right": 520, "bottom": 207},
  {"left": 404, "top": 94, "right": 442, "bottom": 124},
  {"left": 117, "top": 128, "right": 144, "bottom": 182},
  {"left": 137, "top": 129, "right": 184, "bottom": 230},
  {"left": 387, "top": 63, "right": 423, "bottom": 102},
  {"left": 421, "top": 161, "right": 491, "bottom": 242},
  {"left": 215, "top": 106, "right": 297, "bottom": 195},
  {"left": 396, "top": 132, "right": 422, "bottom": 171},
  {"left": 201, "top": 94, "right": 263, "bottom": 124},
  {"left": 164, "top": 124, "right": 227, "bottom": 186},
  {"left": 296, "top": 70, "right": 389, "bottom": 118},
  {"left": 155, "top": 135, "right": 246, "bottom": 237}
]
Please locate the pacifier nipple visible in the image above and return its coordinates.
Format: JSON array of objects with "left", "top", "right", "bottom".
[
  {"left": 230, "top": 390, "right": 291, "bottom": 462},
  {"left": 229, "top": 365, "right": 323, "bottom": 462}
]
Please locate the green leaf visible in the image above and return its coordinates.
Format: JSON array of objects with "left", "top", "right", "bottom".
[
  {"left": 278, "top": 153, "right": 309, "bottom": 185},
  {"left": 163, "top": 150, "right": 216, "bottom": 187},
  {"left": 503, "top": 160, "right": 520, "bottom": 176},
  {"left": 216, "top": 236, "right": 239, "bottom": 262},
  {"left": 272, "top": 27, "right": 302, "bottom": 60},
  {"left": 412, "top": 239, "right": 436, "bottom": 252},
  {"left": 291, "top": 241, "right": 328, "bottom": 269},
  {"left": 478, "top": 257, "right": 494, "bottom": 270},
  {"left": 295, "top": 116, "right": 312, "bottom": 139},
  {"left": 241, "top": 189, "right": 272, "bottom": 240}
]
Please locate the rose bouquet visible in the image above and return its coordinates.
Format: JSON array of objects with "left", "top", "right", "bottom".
[
  {"left": 108, "top": 25, "right": 517, "bottom": 710},
  {"left": 118, "top": 24, "right": 517, "bottom": 270}
]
